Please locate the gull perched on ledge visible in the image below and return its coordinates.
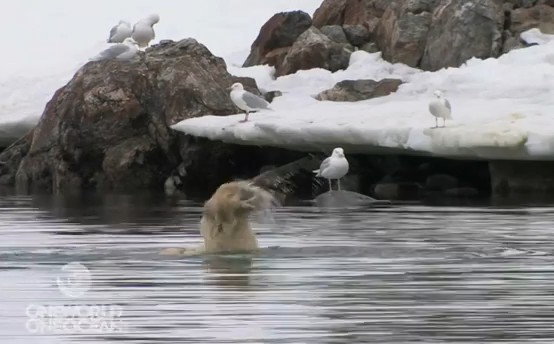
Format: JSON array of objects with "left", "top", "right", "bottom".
[
  {"left": 132, "top": 14, "right": 160, "bottom": 48},
  {"left": 313, "top": 147, "right": 349, "bottom": 191},
  {"left": 91, "top": 38, "right": 138, "bottom": 61},
  {"left": 229, "top": 82, "right": 271, "bottom": 122},
  {"left": 107, "top": 20, "right": 132, "bottom": 43},
  {"left": 429, "top": 90, "right": 452, "bottom": 128}
]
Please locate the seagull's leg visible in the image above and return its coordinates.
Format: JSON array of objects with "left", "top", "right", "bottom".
[
  {"left": 443, "top": 118, "right": 446, "bottom": 127},
  {"left": 240, "top": 111, "right": 249, "bottom": 123},
  {"left": 338, "top": 179, "right": 341, "bottom": 191},
  {"left": 435, "top": 118, "right": 438, "bottom": 128},
  {"left": 328, "top": 179, "right": 332, "bottom": 191}
]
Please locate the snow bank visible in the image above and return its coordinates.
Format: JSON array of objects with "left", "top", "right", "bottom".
[
  {"left": 173, "top": 29, "right": 554, "bottom": 160},
  {"left": 0, "top": 0, "right": 322, "bottom": 143}
]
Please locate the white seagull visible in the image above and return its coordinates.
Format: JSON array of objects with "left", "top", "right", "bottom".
[
  {"left": 313, "top": 147, "right": 350, "bottom": 191},
  {"left": 91, "top": 38, "right": 139, "bottom": 61},
  {"left": 228, "top": 82, "right": 271, "bottom": 122},
  {"left": 107, "top": 20, "right": 132, "bottom": 43},
  {"left": 428, "top": 90, "right": 452, "bottom": 128},
  {"left": 132, "top": 14, "right": 160, "bottom": 48}
]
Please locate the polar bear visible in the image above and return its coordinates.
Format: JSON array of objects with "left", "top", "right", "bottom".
[{"left": 161, "top": 180, "right": 277, "bottom": 256}]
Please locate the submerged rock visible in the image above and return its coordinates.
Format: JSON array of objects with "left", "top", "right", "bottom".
[
  {"left": 0, "top": 39, "right": 261, "bottom": 193},
  {"left": 315, "top": 79, "right": 403, "bottom": 102},
  {"left": 314, "top": 190, "right": 388, "bottom": 207}
]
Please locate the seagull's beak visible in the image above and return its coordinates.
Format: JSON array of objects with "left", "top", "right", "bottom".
[{"left": 227, "top": 86, "right": 232, "bottom": 91}]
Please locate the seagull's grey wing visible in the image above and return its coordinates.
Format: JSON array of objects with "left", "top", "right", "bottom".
[
  {"left": 444, "top": 98, "right": 451, "bottom": 111},
  {"left": 94, "top": 44, "right": 129, "bottom": 60},
  {"left": 108, "top": 25, "right": 119, "bottom": 42},
  {"left": 314, "top": 157, "right": 331, "bottom": 175},
  {"left": 242, "top": 91, "right": 269, "bottom": 109}
]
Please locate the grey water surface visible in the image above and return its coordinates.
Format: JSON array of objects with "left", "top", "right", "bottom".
[{"left": 1, "top": 193, "right": 554, "bottom": 343}]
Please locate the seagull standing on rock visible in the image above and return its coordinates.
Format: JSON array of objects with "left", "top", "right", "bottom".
[
  {"left": 428, "top": 90, "right": 452, "bottom": 128},
  {"left": 107, "top": 20, "right": 132, "bottom": 43},
  {"left": 91, "top": 37, "right": 138, "bottom": 61},
  {"left": 229, "top": 82, "right": 271, "bottom": 122},
  {"left": 132, "top": 14, "right": 160, "bottom": 49},
  {"left": 313, "top": 147, "right": 349, "bottom": 191}
]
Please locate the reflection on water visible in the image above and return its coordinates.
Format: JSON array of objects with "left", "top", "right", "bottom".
[{"left": 1, "top": 193, "right": 554, "bottom": 343}]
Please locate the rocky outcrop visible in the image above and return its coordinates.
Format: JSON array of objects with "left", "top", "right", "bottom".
[
  {"left": 242, "top": 11, "right": 312, "bottom": 68},
  {"left": 276, "top": 27, "right": 353, "bottom": 77},
  {"left": 510, "top": 4, "right": 554, "bottom": 36},
  {"left": 374, "top": 0, "right": 436, "bottom": 67},
  {"left": 308, "top": 0, "right": 553, "bottom": 71},
  {"left": 320, "top": 25, "right": 349, "bottom": 44},
  {"left": 315, "top": 78, "right": 403, "bottom": 102},
  {"left": 312, "top": 0, "right": 388, "bottom": 32},
  {"left": 0, "top": 39, "right": 262, "bottom": 193},
  {"left": 420, "top": 0, "right": 504, "bottom": 71},
  {"left": 312, "top": 0, "right": 349, "bottom": 27}
]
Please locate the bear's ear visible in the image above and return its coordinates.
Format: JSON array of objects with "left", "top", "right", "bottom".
[{"left": 204, "top": 196, "right": 236, "bottom": 226}]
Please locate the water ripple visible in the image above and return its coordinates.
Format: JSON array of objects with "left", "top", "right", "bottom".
[{"left": 0, "top": 195, "right": 554, "bottom": 343}]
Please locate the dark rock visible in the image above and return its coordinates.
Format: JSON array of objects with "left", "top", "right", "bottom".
[
  {"left": 343, "top": 24, "right": 370, "bottom": 46},
  {"left": 0, "top": 130, "right": 33, "bottom": 189},
  {"left": 421, "top": 0, "right": 504, "bottom": 71},
  {"left": 490, "top": 160, "right": 554, "bottom": 196},
  {"left": 444, "top": 187, "right": 479, "bottom": 198},
  {"left": 373, "top": 182, "right": 423, "bottom": 200},
  {"left": 312, "top": 0, "right": 349, "bottom": 27},
  {"left": 505, "top": 0, "right": 540, "bottom": 8},
  {"left": 425, "top": 173, "right": 458, "bottom": 191},
  {"left": 243, "top": 11, "right": 312, "bottom": 67},
  {"left": 315, "top": 78, "right": 403, "bottom": 102},
  {"left": 1, "top": 39, "right": 260, "bottom": 193},
  {"left": 276, "top": 27, "right": 353, "bottom": 77},
  {"left": 263, "top": 47, "right": 291, "bottom": 69},
  {"left": 314, "top": 190, "right": 385, "bottom": 207},
  {"left": 0, "top": 122, "right": 34, "bottom": 149},
  {"left": 374, "top": 0, "right": 436, "bottom": 67},
  {"left": 313, "top": 0, "right": 390, "bottom": 39},
  {"left": 510, "top": 4, "right": 554, "bottom": 36},
  {"left": 320, "top": 25, "right": 349, "bottom": 44},
  {"left": 359, "top": 42, "right": 380, "bottom": 53},
  {"left": 502, "top": 30, "right": 525, "bottom": 53},
  {"left": 262, "top": 90, "right": 283, "bottom": 103}
]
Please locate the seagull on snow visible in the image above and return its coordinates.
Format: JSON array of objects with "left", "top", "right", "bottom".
[
  {"left": 428, "top": 90, "right": 452, "bottom": 128},
  {"left": 107, "top": 20, "right": 132, "bottom": 43},
  {"left": 91, "top": 37, "right": 138, "bottom": 61},
  {"left": 313, "top": 147, "right": 349, "bottom": 191},
  {"left": 132, "top": 14, "right": 160, "bottom": 49},
  {"left": 229, "top": 82, "right": 271, "bottom": 122}
]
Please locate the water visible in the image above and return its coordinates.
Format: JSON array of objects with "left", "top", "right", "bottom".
[{"left": 1, "top": 193, "right": 554, "bottom": 343}]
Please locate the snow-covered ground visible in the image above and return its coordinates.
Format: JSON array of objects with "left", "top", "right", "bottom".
[
  {"left": 173, "top": 29, "right": 554, "bottom": 161},
  {"left": 0, "top": 0, "right": 322, "bottom": 143}
]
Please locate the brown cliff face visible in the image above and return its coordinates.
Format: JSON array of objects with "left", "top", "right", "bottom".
[{"left": 1, "top": 39, "right": 260, "bottom": 193}]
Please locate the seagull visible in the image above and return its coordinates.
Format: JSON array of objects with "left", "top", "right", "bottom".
[
  {"left": 132, "top": 14, "right": 160, "bottom": 48},
  {"left": 313, "top": 147, "right": 349, "bottom": 191},
  {"left": 90, "top": 38, "right": 138, "bottom": 61},
  {"left": 228, "top": 82, "right": 271, "bottom": 122},
  {"left": 107, "top": 20, "right": 132, "bottom": 43},
  {"left": 428, "top": 90, "right": 452, "bottom": 128}
]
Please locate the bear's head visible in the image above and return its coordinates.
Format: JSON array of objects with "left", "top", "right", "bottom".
[{"left": 202, "top": 181, "right": 277, "bottom": 226}]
